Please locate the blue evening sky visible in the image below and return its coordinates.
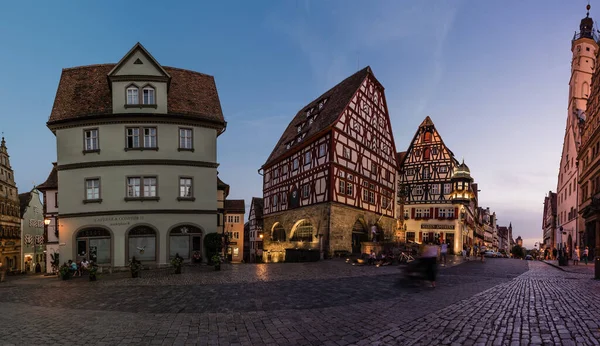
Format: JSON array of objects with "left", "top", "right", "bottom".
[{"left": 0, "top": 1, "right": 590, "bottom": 248}]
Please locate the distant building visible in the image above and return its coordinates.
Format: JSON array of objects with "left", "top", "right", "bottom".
[
  {"left": 19, "top": 189, "right": 44, "bottom": 272},
  {"left": 0, "top": 137, "right": 21, "bottom": 271},
  {"left": 248, "top": 197, "right": 263, "bottom": 262},
  {"left": 224, "top": 199, "right": 245, "bottom": 263},
  {"left": 260, "top": 67, "right": 399, "bottom": 260},
  {"left": 516, "top": 236, "right": 523, "bottom": 247},
  {"left": 36, "top": 163, "right": 59, "bottom": 273}
]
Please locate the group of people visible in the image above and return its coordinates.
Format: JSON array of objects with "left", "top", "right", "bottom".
[
  {"left": 545, "top": 246, "right": 590, "bottom": 265},
  {"left": 460, "top": 243, "right": 488, "bottom": 262},
  {"left": 67, "top": 259, "right": 91, "bottom": 276}
]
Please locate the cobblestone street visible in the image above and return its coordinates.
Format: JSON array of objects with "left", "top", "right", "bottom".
[{"left": 0, "top": 259, "right": 598, "bottom": 346}]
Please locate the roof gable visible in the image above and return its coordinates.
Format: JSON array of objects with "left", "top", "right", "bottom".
[
  {"left": 108, "top": 42, "right": 171, "bottom": 78},
  {"left": 400, "top": 116, "right": 458, "bottom": 170},
  {"left": 224, "top": 199, "right": 246, "bottom": 214},
  {"left": 250, "top": 197, "right": 264, "bottom": 220},
  {"left": 262, "top": 66, "right": 372, "bottom": 167},
  {"left": 36, "top": 163, "right": 58, "bottom": 191}
]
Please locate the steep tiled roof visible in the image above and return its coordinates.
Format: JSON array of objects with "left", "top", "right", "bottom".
[
  {"left": 18, "top": 192, "right": 32, "bottom": 218},
  {"left": 251, "top": 197, "right": 264, "bottom": 220},
  {"left": 36, "top": 163, "right": 58, "bottom": 191},
  {"left": 263, "top": 66, "right": 372, "bottom": 167},
  {"left": 224, "top": 199, "right": 245, "bottom": 214},
  {"left": 396, "top": 151, "right": 407, "bottom": 167},
  {"left": 47, "top": 64, "right": 224, "bottom": 125}
]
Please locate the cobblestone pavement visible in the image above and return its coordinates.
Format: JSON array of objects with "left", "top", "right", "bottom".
[
  {"left": 0, "top": 258, "right": 597, "bottom": 346},
  {"left": 542, "top": 259, "right": 597, "bottom": 275}
]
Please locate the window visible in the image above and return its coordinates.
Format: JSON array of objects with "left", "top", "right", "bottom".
[
  {"left": 346, "top": 182, "right": 353, "bottom": 196},
  {"left": 423, "top": 147, "right": 431, "bottom": 160},
  {"left": 126, "top": 127, "right": 157, "bottom": 149},
  {"left": 339, "top": 180, "right": 345, "bottom": 194},
  {"left": 423, "top": 131, "right": 432, "bottom": 142},
  {"left": 273, "top": 194, "right": 278, "bottom": 206},
  {"left": 404, "top": 209, "right": 409, "bottom": 219},
  {"left": 439, "top": 166, "right": 448, "bottom": 173},
  {"left": 406, "top": 232, "right": 415, "bottom": 242},
  {"left": 368, "top": 191, "right": 375, "bottom": 204},
  {"left": 439, "top": 208, "right": 447, "bottom": 218},
  {"left": 85, "top": 178, "right": 100, "bottom": 201},
  {"left": 302, "top": 184, "right": 309, "bottom": 198},
  {"left": 304, "top": 151, "right": 311, "bottom": 165},
  {"left": 343, "top": 147, "right": 351, "bottom": 159},
  {"left": 179, "top": 128, "right": 193, "bottom": 150},
  {"left": 84, "top": 129, "right": 99, "bottom": 152},
  {"left": 416, "top": 209, "right": 423, "bottom": 218},
  {"left": 422, "top": 169, "right": 430, "bottom": 179},
  {"left": 443, "top": 183, "right": 452, "bottom": 194},
  {"left": 447, "top": 208, "right": 455, "bottom": 218},
  {"left": 423, "top": 208, "right": 430, "bottom": 218},
  {"left": 293, "top": 158, "right": 299, "bottom": 171},
  {"left": 127, "top": 86, "right": 139, "bottom": 104},
  {"left": 179, "top": 177, "right": 193, "bottom": 199},
  {"left": 142, "top": 87, "right": 155, "bottom": 104},
  {"left": 415, "top": 185, "right": 423, "bottom": 195},
  {"left": 431, "top": 184, "right": 440, "bottom": 195},
  {"left": 126, "top": 176, "right": 158, "bottom": 199},
  {"left": 54, "top": 193, "right": 58, "bottom": 208},
  {"left": 372, "top": 162, "right": 378, "bottom": 175},
  {"left": 319, "top": 143, "right": 326, "bottom": 157}
]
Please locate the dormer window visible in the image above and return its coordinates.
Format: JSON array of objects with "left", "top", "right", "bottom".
[
  {"left": 143, "top": 86, "right": 155, "bottom": 105},
  {"left": 127, "top": 86, "right": 139, "bottom": 105}
]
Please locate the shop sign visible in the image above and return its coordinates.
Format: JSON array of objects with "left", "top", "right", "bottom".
[
  {"left": 421, "top": 224, "right": 455, "bottom": 230},
  {"left": 93, "top": 216, "right": 144, "bottom": 227}
]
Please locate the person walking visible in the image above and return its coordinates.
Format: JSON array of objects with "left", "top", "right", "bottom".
[
  {"left": 421, "top": 242, "right": 438, "bottom": 288},
  {"left": 573, "top": 246, "right": 580, "bottom": 266},
  {"left": 480, "top": 243, "right": 487, "bottom": 262},
  {"left": 583, "top": 246, "right": 589, "bottom": 265},
  {"left": 440, "top": 242, "right": 448, "bottom": 266},
  {"left": 0, "top": 262, "right": 6, "bottom": 283}
]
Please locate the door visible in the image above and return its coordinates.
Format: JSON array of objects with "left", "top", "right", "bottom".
[
  {"left": 76, "top": 239, "right": 88, "bottom": 263},
  {"left": 446, "top": 233, "right": 455, "bottom": 253},
  {"left": 192, "top": 235, "right": 202, "bottom": 263}
]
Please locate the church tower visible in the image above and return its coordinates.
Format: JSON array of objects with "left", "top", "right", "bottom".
[
  {"left": 556, "top": 4, "right": 599, "bottom": 252},
  {"left": 0, "top": 136, "right": 22, "bottom": 271}
]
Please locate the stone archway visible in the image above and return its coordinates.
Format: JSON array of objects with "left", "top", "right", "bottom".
[
  {"left": 290, "top": 219, "right": 314, "bottom": 242},
  {"left": 351, "top": 218, "right": 368, "bottom": 254},
  {"left": 271, "top": 223, "right": 286, "bottom": 242}
]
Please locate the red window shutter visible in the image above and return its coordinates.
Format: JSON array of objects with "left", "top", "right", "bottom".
[
  {"left": 411, "top": 208, "right": 415, "bottom": 219},
  {"left": 434, "top": 208, "right": 439, "bottom": 218},
  {"left": 440, "top": 233, "right": 444, "bottom": 243},
  {"left": 429, "top": 232, "right": 434, "bottom": 241},
  {"left": 454, "top": 207, "right": 459, "bottom": 219},
  {"left": 429, "top": 207, "right": 434, "bottom": 219},
  {"left": 419, "top": 232, "right": 422, "bottom": 242}
]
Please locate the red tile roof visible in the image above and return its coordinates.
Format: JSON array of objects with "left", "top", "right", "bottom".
[
  {"left": 47, "top": 64, "right": 224, "bottom": 125},
  {"left": 224, "top": 199, "right": 246, "bottom": 214},
  {"left": 396, "top": 151, "right": 407, "bottom": 167},
  {"left": 36, "top": 163, "right": 58, "bottom": 191},
  {"left": 262, "top": 66, "right": 372, "bottom": 168}
]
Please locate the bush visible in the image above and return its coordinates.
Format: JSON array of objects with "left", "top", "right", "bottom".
[
  {"left": 511, "top": 245, "right": 525, "bottom": 259},
  {"left": 204, "top": 232, "right": 223, "bottom": 262}
]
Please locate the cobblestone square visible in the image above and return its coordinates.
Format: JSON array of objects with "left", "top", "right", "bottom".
[{"left": 0, "top": 259, "right": 598, "bottom": 345}]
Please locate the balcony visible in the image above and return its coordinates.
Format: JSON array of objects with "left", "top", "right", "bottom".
[{"left": 573, "top": 30, "right": 600, "bottom": 43}]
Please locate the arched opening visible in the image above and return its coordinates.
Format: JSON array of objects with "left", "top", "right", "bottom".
[
  {"left": 290, "top": 220, "right": 314, "bottom": 242},
  {"left": 169, "top": 225, "right": 203, "bottom": 261},
  {"left": 127, "top": 225, "right": 158, "bottom": 262},
  {"left": 423, "top": 131, "right": 432, "bottom": 142},
  {"left": 352, "top": 219, "right": 368, "bottom": 254},
  {"left": 423, "top": 147, "right": 431, "bottom": 160},
  {"left": 272, "top": 223, "right": 286, "bottom": 242},
  {"left": 75, "top": 227, "right": 112, "bottom": 265},
  {"left": 567, "top": 234, "right": 573, "bottom": 257}
]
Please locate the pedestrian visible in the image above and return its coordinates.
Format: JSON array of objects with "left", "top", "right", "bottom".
[
  {"left": 480, "top": 243, "right": 487, "bottom": 262},
  {"left": 583, "top": 247, "right": 589, "bottom": 265},
  {"left": 421, "top": 242, "right": 438, "bottom": 288},
  {"left": 573, "top": 246, "right": 580, "bottom": 266},
  {"left": 462, "top": 244, "right": 467, "bottom": 260},
  {"left": 440, "top": 242, "right": 448, "bottom": 266}
]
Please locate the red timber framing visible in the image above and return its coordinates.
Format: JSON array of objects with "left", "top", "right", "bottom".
[
  {"left": 398, "top": 116, "right": 459, "bottom": 209},
  {"left": 261, "top": 67, "right": 399, "bottom": 218}
]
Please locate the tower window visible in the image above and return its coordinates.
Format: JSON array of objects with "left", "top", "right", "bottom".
[{"left": 587, "top": 47, "right": 591, "bottom": 51}]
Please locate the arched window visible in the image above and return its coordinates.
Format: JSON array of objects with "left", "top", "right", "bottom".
[
  {"left": 76, "top": 228, "right": 112, "bottom": 264},
  {"left": 272, "top": 223, "right": 286, "bottom": 242},
  {"left": 290, "top": 220, "right": 314, "bottom": 242},
  {"left": 126, "top": 85, "right": 139, "bottom": 105},
  {"left": 127, "top": 226, "right": 157, "bottom": 262},
  {"left": 142, "top": 85, "right": 156, "bottom": 105},
  {"left": 423, "top": 147, "right": 431, "bottom": 160},
  {"left": 169, "top": 225, "right": 203, "bottom": 260}
]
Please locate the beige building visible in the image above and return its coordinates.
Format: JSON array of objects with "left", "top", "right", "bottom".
[
  {"left": 45, "top": 43, "right": 226, "bottom": 268},
  {"left": 224, "top": 199, "right": 245, "bottom": 263},
  {"left": 0, "top": 137, "right": 21, "bottom": 271}
]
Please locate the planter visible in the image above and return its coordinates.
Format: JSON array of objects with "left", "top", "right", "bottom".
[
  {"left": 214, "top": 264, "right": 221, "bottom": 271},
  {"left": 175, "top": 266, "right": 182, "bottom": 274}
]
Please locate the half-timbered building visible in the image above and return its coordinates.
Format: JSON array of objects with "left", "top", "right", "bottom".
[
  {"left": 398, "top": 116, "right": 478, "bottom": 254},
  {"left": 260, "top": 66, "right": 399, "bottom": 260}
]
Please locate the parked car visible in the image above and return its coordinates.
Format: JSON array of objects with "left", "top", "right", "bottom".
[
  {"left": 525, "top": 255, "right": 533, "bottom": 260},
  {"left": 484, "top": 251, "right": 497, "bottom": 258}
]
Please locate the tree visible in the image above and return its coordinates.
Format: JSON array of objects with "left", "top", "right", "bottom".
[{"left": 511, "top": 245, "right": 525, "bottom": 259}]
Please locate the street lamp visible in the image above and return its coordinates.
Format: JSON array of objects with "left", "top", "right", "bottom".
[{"left": 44, "top": 219, "right": 51, "bottom": 226}]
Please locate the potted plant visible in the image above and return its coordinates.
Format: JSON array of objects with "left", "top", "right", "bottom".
[
  {"left": 129, "top": 256, "right": 142, "bottom": 278},
  {"left": 88, "top": 262, "right": 98, "bottom": 281},
  {"left": 211, "top": 254, "right": 222, "bottom": 271},
  {"left": 171, "top": 253, "right": 183, "bottom": 274},
  {"left": 58, "top": 263, "right": 71, "bottom": 280}
]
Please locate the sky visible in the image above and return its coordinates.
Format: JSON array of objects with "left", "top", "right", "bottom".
[{"left": 0, "top": 0, "right": 591, "bottom": 249}]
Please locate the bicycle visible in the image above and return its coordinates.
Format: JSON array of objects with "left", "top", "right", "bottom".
[{"left": 398, "top": 252, "right": 415, "bottom": 264}]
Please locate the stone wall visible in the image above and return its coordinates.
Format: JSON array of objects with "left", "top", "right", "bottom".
[{"left": 263, "top": 202, "right": 396, "bottom": 261}]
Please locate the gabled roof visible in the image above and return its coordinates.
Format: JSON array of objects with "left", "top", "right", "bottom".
[
  {"left": 36, "top": 163, "right": 58, "bottom": 191},
  {"left": 18, "top": 192, "right": 32, "bottom": 218},
  {"left": 399, "top": 116, "right": 458, "bottom": 169},
  {"left": 224, "top": 199, "right": 246, "bottom": 214},
  {"left": 217, "top": 177, "right": 230, "bottom": 196},
  {"left": 251, "top": 197, "right": 264, "bottom": 220},
  {"left": 107, "top": 42, "right": 171, "bottom": 78},
  {"left": 396, "top": 151, "right": 407, "bottom": 167},
  {"left": 263, "top": 66, "right": 372, "bottom": 168},
  {"left": 47, "top": 51, "right": 224, "bottom": 125}
]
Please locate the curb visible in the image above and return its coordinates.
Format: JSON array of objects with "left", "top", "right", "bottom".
[{"left": 541, "top": 260, "right": 566, "bottom": 272}]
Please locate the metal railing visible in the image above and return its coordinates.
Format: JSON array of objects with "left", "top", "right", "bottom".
[{"left": 573, "top": 30, "right": 600, "bottom": 43}]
